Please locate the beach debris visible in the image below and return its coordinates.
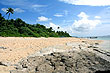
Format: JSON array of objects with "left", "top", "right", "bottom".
[
  {"left": 0, "top": 62, "right": 7, "bottom": 66},
  {"left": 0, "top": 46, "right": 7, "bottom": 49}
]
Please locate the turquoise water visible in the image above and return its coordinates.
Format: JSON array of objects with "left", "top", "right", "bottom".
[
  {"left": 88, "top": 37, "right": 110, "bottom": 50},
  {"left": 95, "top": 37, "right": 110, "bottom": 40},
  {"left": 93, "top": 37, "right": 110, "bottom": 50}
]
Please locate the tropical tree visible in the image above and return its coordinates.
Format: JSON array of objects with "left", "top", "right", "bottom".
[
  {"left": 0, "top": 13, "right": 71, "bottom": 37},
  {"left": 6, "top": 8, "right": 14, "bottom": 19},
  {"left": 57, "top": 27, "right": 60, "bottom": 29}
]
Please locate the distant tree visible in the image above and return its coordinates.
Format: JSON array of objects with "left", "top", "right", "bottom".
[
  {"left": 49, "top": 27, "right": 52, "bottom": 30},
  {"left": 47, "top": 27, "right": 53, "bottom": 32},
  {"left": 35, "top": 24, "right": 46, "bottom": 29},
  {"left": 57, "top": 27, "right": 60, "bottom": 29},
  {"left": 5, "top": 8, "right": 14, "bottom": 19},
  {"left": 14, "top": 18, "right": 26, "bottom": 27}
]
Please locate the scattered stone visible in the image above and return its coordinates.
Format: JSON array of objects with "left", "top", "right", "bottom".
[
  {"left": 79, "top": 45, "right": 81, "bottom": 49},
  {"left": 95, "top": 43, "right": 99, "bottom": 45},
  {"left": 82, "top": 41, "right": 87, "bottom": 43},
  {"left": 88, "top": 46, "right": 93, "bottom": 48},
  {"left": 88, "top": 45, "right": 98, "bottom": 48}
]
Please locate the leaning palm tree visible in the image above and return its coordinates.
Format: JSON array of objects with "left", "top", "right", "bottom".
[{"left": 6, "top": 8, "right": 14, "bottom": 19}]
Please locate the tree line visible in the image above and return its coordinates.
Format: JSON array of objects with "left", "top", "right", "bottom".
[{"left": 0, "top": 13, "right": 71, "bottom": 37}]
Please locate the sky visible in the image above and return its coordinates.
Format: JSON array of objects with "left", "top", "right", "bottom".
[{"left": 0, "top": 0, "right": 110, "bottom": 37}]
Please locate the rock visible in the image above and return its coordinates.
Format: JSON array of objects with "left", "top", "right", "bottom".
[
  {"left": 27, "top": 56, "right": 45, "bottom": 66},
  {"left": 22, "top": 63, "right": 28, "bottom": 68},
  {"left": 37, "top": 63, "right": 54, "bottom": 73},
  {"left": 12, "top": 50, "right": 110, "bottom": 73},
  {"left": 95, "top": 70, "right": 110, "bottom": 73},
  {"left": 79, "top": 45, "right": 81, "bottom": 49},
  {"left": 82, "top": 41, "right": 86, "bottom": 43},
  {"left": 95, "top": 43, "right": 99, "bottom": 45},
  {"left": 88, "top": 45, "right": 98, "bottom": 48},
  {"left": 93, "top": 49, "right": 110, "bottom": 56}
]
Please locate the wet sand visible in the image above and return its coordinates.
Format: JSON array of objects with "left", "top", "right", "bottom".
[{"left": 99, "top": 40, "right": 110, "bottom": 50}]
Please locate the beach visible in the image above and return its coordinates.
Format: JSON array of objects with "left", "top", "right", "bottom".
[
  {"left": 0, "top": 37, "right": 110, "bottom": 73},
  {"left": 0, "top": 0, "right": 110, "bottom": 72}
]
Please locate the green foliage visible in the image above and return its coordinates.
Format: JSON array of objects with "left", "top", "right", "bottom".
[
  {"left": 57, "top": 31, "right": 71, "bottom": 37},
  {"left": 14, "top": 18, "right": 26, "bottom": 27},
  {"left": 0, "top": 13, "right": 71, "bottom": 37}
]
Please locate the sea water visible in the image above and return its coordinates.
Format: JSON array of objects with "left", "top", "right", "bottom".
[
  {"left": 88, "top": 36, "right": 110, "bottom": 50},
  {"left": 95, "top": 37, "right": 110, "bottom": 40},
  {"left": 95, "top": 37, "right": 110, "bottom": 50}
]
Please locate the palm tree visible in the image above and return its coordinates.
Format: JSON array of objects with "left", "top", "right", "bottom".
[{"left": 6, "top": 8, "right": 14, "bottom": 19}]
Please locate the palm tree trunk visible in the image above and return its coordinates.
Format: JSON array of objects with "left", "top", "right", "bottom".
[
  {"left": 8, "top": 13, "right": 10, "bottom": 20},
  {"left": 3, "top": 12, "right": 9, "bottom": 18}
]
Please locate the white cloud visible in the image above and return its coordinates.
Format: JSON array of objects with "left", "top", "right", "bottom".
[
  {"left": 54, "top": 14, "right": 63, "bottom": 17},
  {"left": 46, "top": 23, "right": 72, "bottom": 34},
  {"left": 1, "top": 8, "right": 25, "bottom": 13},
  {"left": 32, "top": 4, "right": 47, "bottom": 8},
  {"left": 72, "top": 12, "right": 101, "bottom": 32},
  {"left": 94, "top": 16, "right": 101, "bottom": 19},
  {"left": 46, "top": 12, "right": 101, "bottom": 36},
  {"left": 1, "top": 8, "right": 7, "bottom": 12},
  {"left": 54, "top": 10, "right": 68, "bottom": 17},
  {"left": 59, "top": 0, "right": 110, "bottom": 6},
  {"left": 46, "top": 22, "right": 65, "bottom": 32},
  {"left": 14, "top": 8, "right": 25, "bottom": 13},
  {"left": 49, "top": 23, "right": 61, "bottom": 31},
  {"left": 78, "top": 12, "right": 89, "bottom": 18},
  {"left": 31, "top": 5, "right": 47, "bottom": 13},
  {"left": 37, "top": 16, "right": 52, "bottom": 22}
]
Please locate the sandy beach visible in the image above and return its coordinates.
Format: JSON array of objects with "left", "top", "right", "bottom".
[{"left": 0, "top": 37, "right": 109, "bottom": 73}]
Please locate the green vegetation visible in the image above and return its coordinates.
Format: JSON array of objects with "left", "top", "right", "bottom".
[{"left": 0, "top": 13, "right": 71, "bottom": 37}]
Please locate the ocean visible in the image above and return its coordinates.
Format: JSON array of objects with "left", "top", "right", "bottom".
[
  {"left": 95, "top": 37, "right": 110, "bottom": 40},
  {"left": 82, "top": 36, "right": 110, "bottom": 40},
  {"left": 85, "top": 36, "right": 110, "bottom": 50},
  {"left": 93, "top": 36, "right": 110, "bottom": 50}
]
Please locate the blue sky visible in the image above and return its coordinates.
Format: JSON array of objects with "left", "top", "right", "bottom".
[{"left": 0, "top": 0, "right": 110, "bottom": 37}]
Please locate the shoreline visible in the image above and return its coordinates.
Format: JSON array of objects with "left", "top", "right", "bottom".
[
  {"left": 11, "top": 39, "right": 110, "bottom": 73},
  {"left": 0, "top": 37, "right": 109, "bottom": 73}
]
